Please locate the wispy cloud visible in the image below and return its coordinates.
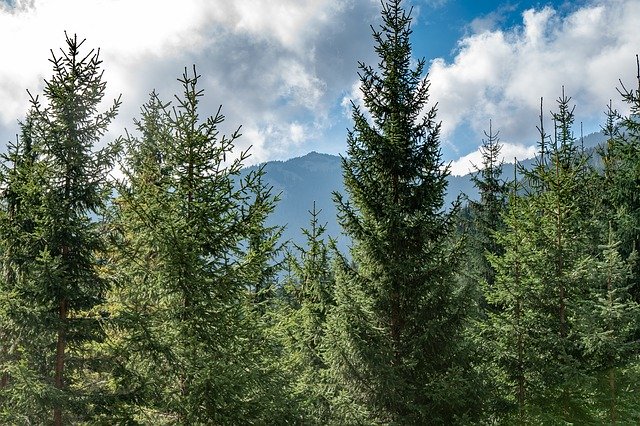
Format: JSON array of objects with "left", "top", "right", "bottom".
[{"left": 467, "top": 3, "right": 517, "bottom": 34}]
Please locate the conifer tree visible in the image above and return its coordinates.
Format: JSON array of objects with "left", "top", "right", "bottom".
[
  {"left": 276, "top": 203, "right": 335, "bottom": 423},
  {"left": 0, "top": 33, "right": 120, "bottom": 424},
  {"left": 483, "top": 169, "right": 537, "bottom": 422},
  {"left": 244, "top": 196, "right": 285, "bottom": 314},
  {"left": 109, "top": 68, "right": 294, "bottom": 423},
  {"left": 600, "top": 57, "right": 640, "bottom": 304},
  {"left": 326, "top": 1, "right": 480, "bottom": 423},
  {"left": 466, "top": 121, "right": 507, "bottom": 302},
  {"left": 483, "top": 90, "right": 638, "bottom": 423},
  {"left": 577, "top": 228, "right": 640, "bottom": 423}
]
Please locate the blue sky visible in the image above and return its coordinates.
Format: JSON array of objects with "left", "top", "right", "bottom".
[{"left": 1, "top": 0, "right": 639, "bottom": 175}]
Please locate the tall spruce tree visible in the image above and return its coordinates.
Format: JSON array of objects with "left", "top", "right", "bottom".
[
  {"left": 326, "top": 1, "right": 479, "bottom": 423},
  {"left": 483, "top": 167, "right": 537, "bottom": 422},
  {"left": 0, "top": 33, "right": 120, "bottom": 424},
  {"left": 108, "top": 68, "right": 294, "bottom": 423},
  {"left": 589, "top": 58, "right": 640, "bottom": 422},
  {"left": 600, "top": 56, "right": 640, "bottom": 305}
]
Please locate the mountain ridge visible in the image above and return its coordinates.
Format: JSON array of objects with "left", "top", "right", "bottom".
[{"left": 247, "top": 130, "right": 607, "bottom": 252}]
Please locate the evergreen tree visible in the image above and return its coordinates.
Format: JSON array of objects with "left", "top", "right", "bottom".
[
  {"left": 276, "top": 202, "right": 335, "bottom": 423},
  {"left": 244, "top": 192, "right": 285, "bottom": 315},
  {"left": 577, "top": 228, "right": 640, "bottom": 423},
  {"left": 108, "top": 68, "right": 294, "bottom": 423},
  {"left": 599, "top": 56, "right": 640, "bottom": 304},
  {"left": 465, "top": 120, "right": 507, "bottom": 307},
  {"left": 0, "top": 33, "right": 120, "bottom": 424},
  {"left": 483, "top": 170, "right": 538, "bottom": 422},
  {"left": 483, "top": 90, "right": 639, "bottom": 423},
  {"left": 326, "top": 1, "right": 480, "bottom": 423}
]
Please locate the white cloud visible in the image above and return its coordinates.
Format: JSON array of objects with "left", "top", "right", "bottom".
[
  {"left": 449, "top": 142, "right": 537, "bottom": 176},
  {"left": 0, "top": 0, "right": 380, "bottom": 162},
  {"left": 229, "top": 0, "right": 349, "bottom": 54},
  {"left": 289, "top": 122, "right": 306, "bottom": 144},
  {"left": 278, "top": 58, "right": 326, "bottom": 110},
  {"left": 341, "top": 80, "right": 366, "bottom": 118},
  {"left": 0, "top": 0, "right": 216, "bottom": 125},
  {"left": 429, "top": 0, "right": 640, "bottom": 164}
]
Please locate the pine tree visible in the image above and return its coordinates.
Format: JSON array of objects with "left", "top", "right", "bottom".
[
  {"left": 466, "top": 120, "right": 507, "bottom": 304},
  {"left": 109, "top": 68, "right": 294, "bottom": 423},
  {"left": 276, "top": 203, "right": 335, "bottom": 423},
  {"left": 600, "top": 56, "right": 640, "bottom": 304},
  {"left": 484, "top": 90, "right": 627, "bottom": 423},
  {"left": 325, "top": 1, "right": 480, "bottom": 423},
  {"left": 0, "top": 33, "right": 120, "bottom": 424}
]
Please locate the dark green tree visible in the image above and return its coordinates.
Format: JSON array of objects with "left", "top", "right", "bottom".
[
  {"left": 465, "top": 120, "right": 507, "bottom": 306},
  {"left": 326, "top": 1, "right": 480, "bottom": 423},
  {"left": 0, "top": 33, "right": 120, "bottom": 425},
  {"left": 276, "top": 202, "right": 335, "bottom": 423},
  {"left": 599, "top": 56, "right": 640, "bottom": 304},
  {"left": 483, "top": 170, "right": 538, "bottom": 422}
]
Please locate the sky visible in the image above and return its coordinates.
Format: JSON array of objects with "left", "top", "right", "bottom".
[{"left": 0, "top": 0, "right": 639, "bottom": 175}]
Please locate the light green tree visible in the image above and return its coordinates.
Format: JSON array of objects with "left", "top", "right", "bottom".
[
  {"left": 276, "top": 203, "right": 335, "bottom": 423},
  {"left": 109, "top": 68, "right": 295, "bottom": 423},
  {"left": 0, "top": 33, "right": 120, "bottom": 425}
]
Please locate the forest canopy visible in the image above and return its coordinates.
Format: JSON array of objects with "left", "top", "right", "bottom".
[{"left": 0, "top": 1, "right": 639, "bottom": 424}]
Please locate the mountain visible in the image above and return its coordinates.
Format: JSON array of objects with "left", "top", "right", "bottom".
[
  {"left": 244, "top": 151, "right": 477, "bottom": 253},
  {"left": 247, "top": 130, "right": 607, "bottom": 253},
  {"left": 244, "top": 151, "right": 347, "bottom": 251}
]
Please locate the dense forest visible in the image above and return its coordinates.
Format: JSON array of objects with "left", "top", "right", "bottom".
[{"left": 1, "top": 1, "right": 639, "bottom": 424}]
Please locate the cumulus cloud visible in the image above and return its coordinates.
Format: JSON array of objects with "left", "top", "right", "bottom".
[
  {"left": 429, "top": 0, "right": 640, "bottom": 162},
  {"left": 0, "top": 0, "right": 380, "bottom": 163},
  {"left": 449, "top": 142, "right": 537, "bottom": 176},
  {"left": 2, "top": 0, "right": 639, "bottom": 168}
]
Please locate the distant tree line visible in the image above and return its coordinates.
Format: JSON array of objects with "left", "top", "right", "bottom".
[{"left": 0, "top": 1, "right": 638, "bottom": 424}]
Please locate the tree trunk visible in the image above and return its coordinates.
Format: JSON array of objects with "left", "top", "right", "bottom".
[
  {"left": 609, "top": 367, "right": 617, "bottom": 425},
  {"left": 54, "top": 297, "right": 68, "bottom": 426}
]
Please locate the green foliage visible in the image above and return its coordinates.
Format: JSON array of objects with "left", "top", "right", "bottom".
[
  {"left": 108, "top": 68, "right": 294, "bottom": 423},
  {"left": 468, "top": 121, "right": 507, "bottom": 270},
  {"left": 274, "top": 203, "right": 335, "bottom": 423},
  {"left": 326, "top": 1, "right": 481, "bottom": 423},
  {"left": 483, "top": 88, "right": 640, "bottom": 424},
  {"left": 484, "top": 91, "right": 587, "bottom": 422},
  {"left": 0, "top": 33, "right": 120, "bottom": 424},
  {"left": 599, "top": 58, "right": 640, "bottom": 305},
  {"left": 462, "top": 120, "right": 508, "bottom": 319}
]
